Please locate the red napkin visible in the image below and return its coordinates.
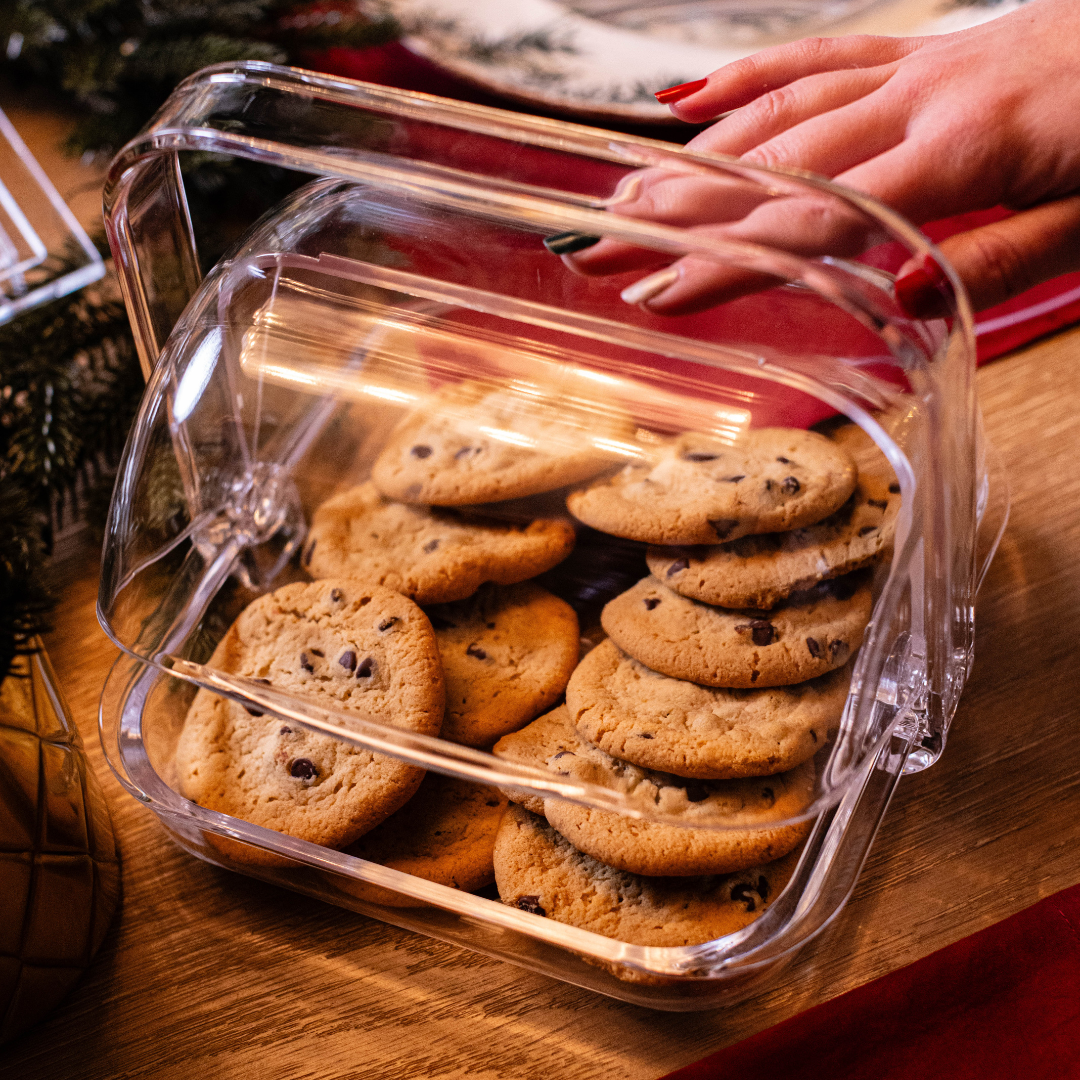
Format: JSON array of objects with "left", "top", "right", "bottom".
[
  {"left": 307, "top": 43, "right": 1080, "bottom": 364},
  {"left": 658, "top": 880, "right": 1080, "bottom": 1080}
]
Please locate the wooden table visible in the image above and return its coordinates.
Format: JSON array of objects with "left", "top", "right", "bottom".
[{"left": 6, "top": 102, "right": 1080, "bottom": 1080}]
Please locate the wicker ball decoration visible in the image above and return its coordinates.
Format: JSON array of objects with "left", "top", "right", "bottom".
[{"left": 0, "top": 644, "right": 120, "bottom": 1043}]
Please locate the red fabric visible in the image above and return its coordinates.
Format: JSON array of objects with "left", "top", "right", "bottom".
[
  {"left": 306, "top": 43, "right": 1080, "bottom": 364},
  {"left": 921, "top": 209, "right": 1080, "bottom": 363},
  {"left": 659, "top": 881, "right": 1080, "bottom": 1080}
]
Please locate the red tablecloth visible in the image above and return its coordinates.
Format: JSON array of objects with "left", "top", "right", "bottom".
[
  {"left": 660, "top": 880, "right": 1080, "bottom": 1080},
  {"left": 309, "top": 42, "right": 1080, "bottom": 366}
]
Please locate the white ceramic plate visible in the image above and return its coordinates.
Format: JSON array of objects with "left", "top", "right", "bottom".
[{"left": 388, "top": 0, "right": 1022, "bottom": 122}]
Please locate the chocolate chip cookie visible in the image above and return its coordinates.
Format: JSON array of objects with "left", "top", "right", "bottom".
[
  {"left": 341, "top": 773, "right": 507, "bottom": 907},
  {"left": 175, "top": 580, "right": 445, "bottom": 853},
  {"left": 567, "top": 428, "right": 857, "bottom": 545},
  {"left": 566, "top": 639, "right": 849, "bottom": 778},
  {"left": 427, "top": 582, "right": 580, "bottom": 747},
  {"left": 647, "top": 432, "right": 899, "bottom": 609},
  {"left": 601, "top": 574, "right": 872, "bottom": 688},
  {"left": 306, "top": 482, "right": 576, "bottom": 605},
  {"left": 494, "top": 804, "right": 800, "bottom": 951},
  {"left": 371, "top": 380, "right": 634, "bottom": 506},
  {"left": 493, "top": 706, "right": 814, "bottom": 876}
]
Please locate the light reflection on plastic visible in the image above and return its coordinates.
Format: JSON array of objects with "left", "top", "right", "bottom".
[
  {"left": 572, "top": 368, "right": 622, "bottom": 387},
  {"left": 711, "top": 406, "right": 752, "bottom": 442},
  {"left": 591, "top": 437, "right": 644, "bottom": 458},
  {"left": 476, "top": 425, "right": 537, "bottom": 448},
  {"left": 172, "top": 327, "right": 222, "bottom": 423},
  {"left": 257, "top": 361, "right": 319, "bottom": 389}
]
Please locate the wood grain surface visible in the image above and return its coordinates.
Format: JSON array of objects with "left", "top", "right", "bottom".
[{"left": 5, "top": 101, "right": 1080, "bottom": 1080}]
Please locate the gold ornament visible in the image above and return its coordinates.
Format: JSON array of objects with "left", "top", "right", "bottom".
[{"left": 0, "top": 643, "right": 120, "bottom": 1043}]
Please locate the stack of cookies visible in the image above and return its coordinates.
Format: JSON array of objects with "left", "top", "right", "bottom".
[
  {"left": 490, "top": 423, "right": 901, "bottom": 955},
  {"left": 173, "top": 380, "right": 627, "bottom": 898},
  {"left": 173, "top": 372, "right": 900, "bottom": 950}
]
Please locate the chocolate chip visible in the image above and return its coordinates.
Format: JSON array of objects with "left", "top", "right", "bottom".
[
  {"left": 410, "top": 444, "right": 432, "bottom": 458},
  {"left": 485, "top": 798, "right": 501, "bottom": 807},
  {"left": 338, "top": 650, "right": 357, "bottom": 671},
  {"left": 643, "top": 597, "right": 661, "bottom": 610},
  {"left": 889, "top": 482, "right": 901, "bottom": 494},
  {"left": 303, "top": 539, "right": 316, "bottom": 566},
  {"left": 764, "top": 479, "right": 774, "bottom": 492},
  {"left": 466, "top": 643, "right": 487, "bottom": 660},
  {"left": 807, "top": 637, "right": 823, "bottom": 658},
  {"left": 378, "top": 617, "right": 399, "bottom": 632},
  {"left": 776, "top": 456, "right": 791, "bottom": 464},
  {"left": 243, "top": 687, "right": 267, "bottom": 716},
  {"left": 781, "top": 476, "right": 800, "bottom": 494},
  {"left": 422, "top": 539, "right": 440, "bottom": 553},
  {"left": 356, "top": 657, "right": 376, "bottom": 678},
  {"left": 826, "top": 575, "right": 859, "bottom": 601},
  {"left": 735, "top": 619, "right": 776, "bottom": 646},
  {"left": 858, "top": 525, "right": 878, "bottom": 536},
  {"left": 750, "top": 671, "right": 759, "bottom": 683},
  {"left": 486, "top": 622, "right": 496, "bottom": 630},
  {"left": 279, "top": 726, "right": 292, "bottom": 735},
  {"left": 551, "top": 750, "right": 575, "bottom": 760},
  {"left": 757, "top": 874, "right": 770, "bottom": 901},
  {"left": 427, "top": 613, "right": 457, "bottom": 631},
  {"left": 454, "top": 446, "right": 479, "bottom": 459},
  {"left": 330, "top": 588, "right": 343, "bottom": 602},
  {"left": 667, "top": 557, "right": 689, "bottom": 577},
  {"left": 760, "top": 786, "right": 775, "bottom": 807},
  {"left": 829, "top": 639, "right": 849, "bottom": 659},
  {"left": 515, "top": 895, "right": 546, "bottom": 916},
  {"left": 289, "top": 758, "right": 318, "bottom": 780},
  {"left": 683, "top": 780, "right": 711, "bottom": 803},
  {"left": 637, "top": 732, "right": 654, "bottom": 739},
  {"left": 730, "top": 882, "right": 759, "bottom": 912},
  {"left": 708, "top": 518, "right": 739, "bottom": 539},
  {"left": 300, "top": 652, "right": 314, "bottom": 672},
  {"left": 310, "top": 648, "right": 324, "bottom": 657},
  {"left": 722, "top": 475, "right": 745, "bottom": 483},
  {"left": 810, "top": 730, "right": 818, "bottom": 743},
  {"left": 867, "top": 498, "right": 888, "bottom": 510},
  {"left": 682, "top": 451, "right": 720, "bottom": 462}
]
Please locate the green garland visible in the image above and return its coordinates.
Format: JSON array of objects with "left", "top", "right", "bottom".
[{"left": 0, "top": 1, "right": 400, "bottom": 680}]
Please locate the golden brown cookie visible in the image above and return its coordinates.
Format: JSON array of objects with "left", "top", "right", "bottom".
[
  {"left": 567, "top": 428, "right": 857, "bottom": 545},
  {"left": 306, "top": 482, "right": 575, "bottom": 604},
  {"left": 647, "top": 428, "right": 899, "bottom": 608},
  {"left": 427, "top": 583, "right": 580, "bottom": 747},
  {"left": 494, "top": 804, "right": 799, "bottom": 948},
  {"left": 601, "top": 573, "right": 872, "bottom": 688},
  {"left": 371, "top": 380, "right": 633, "bottom": 505},
  {"left": 566, "top": 639, "right": 849, "bottom": 778},
  {"left": 493, "top": 706, "right": 814, "bottom": 876},
  {"left": 341, "top": 773, "right": 507, "bottom": 907},
  {"left": 175, "top": 580, "right": 444, "bottom": 853}
]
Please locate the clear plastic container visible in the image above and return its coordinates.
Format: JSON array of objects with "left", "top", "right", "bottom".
[{"left": 98, "top": 62, "right": 1007, "bottom": 1007}]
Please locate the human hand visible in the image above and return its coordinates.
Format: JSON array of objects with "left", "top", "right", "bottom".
[{"left": 566, "top": 0, "right": 1080, "bottom": 316}]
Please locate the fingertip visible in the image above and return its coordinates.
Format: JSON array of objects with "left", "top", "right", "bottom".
[
  {"left": 894, "top": 255, "right": 954, "bottom": 320},
  {"left": 655, "top": 78, "right": 709, "bottom": 106}
]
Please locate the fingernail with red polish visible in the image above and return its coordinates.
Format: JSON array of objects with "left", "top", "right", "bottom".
[
  {"left": 655, "top": 78, "right": 708, "bottom": 105},
  {"left": 895, "top": 256, "right": 954, "bottom": 320}
]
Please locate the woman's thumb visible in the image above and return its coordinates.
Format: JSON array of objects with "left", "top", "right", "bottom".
[{"left": 895, "top": 194, "right": 1080, "bottom": 317}]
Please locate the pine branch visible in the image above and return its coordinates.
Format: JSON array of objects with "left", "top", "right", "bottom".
[{"left": 0, "top": 479, "right": 54, "bottom": 683}]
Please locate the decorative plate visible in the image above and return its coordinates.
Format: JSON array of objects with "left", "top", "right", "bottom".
[{"left": 387, "top": 0, "right": 1023, "bottom": 122}]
